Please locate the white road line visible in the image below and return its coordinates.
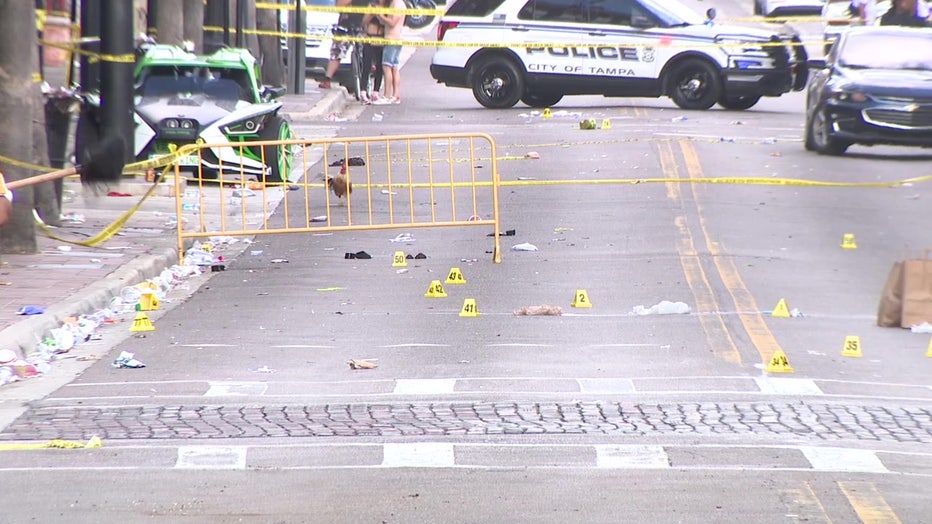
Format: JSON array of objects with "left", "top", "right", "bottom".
[
  {"left": 801, "top": 447, "right": 889, "bottom": 474},
  {"left": 393, "top": 379, "right": 457, "bottom": 395},
  {"left": 175, "top": 344, "right": 237, "bottom": 348},
  {"left": 204, "top": 382, "right": 268, "bottom": 397},
  {"left": 379, "top": 344, "right": 451, "bottom": 348},
  {"left": 486, "top": 343, "right": 553, "bottom": 347},
  {"left": 382, "top": 443, "right": 455, "bottom": 468},
  {"left": 595, "top": 445, "right": 670, "bottom": 469},
  {"left": 578, "top": 378, "right": 636, "bottom": 394},
  {"left": 754, "top": 377, "right": 824, "bottom": 396},
  {"left": 270, "top": 345, "right": 335, "bottom": 348},
  {"left": 175, "top": 446, "right": 247, "bottom": 470}
]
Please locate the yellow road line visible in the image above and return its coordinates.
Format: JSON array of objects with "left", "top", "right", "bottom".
[
  {"left": 781, "top": 482, "right": 834, "bottom": 523},
  {"left": 679, "top": 140, "right": 783, "bottom": 366},
  {"left": 838, "top": 481, "right": 902, "bottom": 524},
  {"left": 658, "top": 141, "right": 742, "bottom": 365}
]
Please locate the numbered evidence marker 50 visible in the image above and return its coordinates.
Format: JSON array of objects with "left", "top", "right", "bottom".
[{"left": 393, "top": 251, "right": 407, "bottom": 267}]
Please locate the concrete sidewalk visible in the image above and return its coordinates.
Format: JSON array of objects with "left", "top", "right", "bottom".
[{"left": 0, "top": 87, "right": 350, "bottom": 355}]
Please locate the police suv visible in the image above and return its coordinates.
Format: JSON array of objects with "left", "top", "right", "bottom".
[{"left": 430, "top": 0, "right": 809, "bottom": 110}]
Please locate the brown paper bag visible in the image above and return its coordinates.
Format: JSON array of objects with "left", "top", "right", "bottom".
[
  {"left": 900, "top": 257, "right": 932, "bottom": 328},
  {"left": 876, "top": 261, "right": 903, "bottom": 327}
]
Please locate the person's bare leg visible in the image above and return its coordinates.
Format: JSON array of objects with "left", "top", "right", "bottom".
[
  {"left": 391, "top": 66, "right": 400, "bottom": 101},
  {"left": 382, "top": 65, "right": 395, "bottom": 99}
]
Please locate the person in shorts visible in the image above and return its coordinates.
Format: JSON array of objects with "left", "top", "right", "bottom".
[
  {"left": 319, "top": 0, "right": 367, "bottom": 89},
  {"left": 374, "top": 0, "right": 405, "bottom": 103}
]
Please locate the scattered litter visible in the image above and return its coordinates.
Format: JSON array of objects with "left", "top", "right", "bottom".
[
  {"left": 371, "top": 113, "right": 383, "bottom": 122},
  {"left": 390, "top": 233, "right": 416, "bottom": 243},
  {"left": 459, "top": 360, "right": 470, "bottom": 364},
  {"left": 460, "top": 258, "right": 478, "bottom": 263},
  {"left": 671, "top": 116, "right": 687, "bottom": 122},
  {"left": 631, "top": 300, "right": 691, "bottom": 315},
  {"left": 316, "top": 287, "right": 345, "bottom": 292},
  {"left": 111, "top": 351, "right": 146, "bottom": 369},
  {"left": 348, "top": 359, "right": 378, "bottom": 369},
  {"left": 310, "top": 215, "right": 328, "bottom": 222},
  {"left": 107, "top": 191, "right": 132, "bottom": 197},
  {"left": 525, "top": 151, "right": 540, "bottom": 159},
  {"left": 910, "top": 322, "right": 932, "bottom": 333},
  {"left": 231, "top": 188, "right": 256, "bottom": 198},
  {"left": 250, "top": 250, "right": 264, "bottom": 256},
  {"left": 467, "top": 215, "right": 482, "bottom": 221},
  {"left": 414, "top": 253, "right": 427, "bottom": 259},
  {"left": 396, "top": 268, "right": 409, "bottom": 274},
  {"left": 790, "top": 308, "right": 803, "bottom": 318},
  {"left": 16, "top": 305, "right": 45, "bottom": 315},
  {"left": 76, "top": 355, "right": 100, "bottom": 362},
  {"left": 514, "top": 305, "right": 563, "bottom": 316},
  {"left": 730, "top": 120, "right": 744, "bottom": 125},
  {"left": 487, "top": 229, "right": 516, "bottom": 237},
  {"left": 511, "top": 242, "right": 539, "bottom": 251},
  {"left": 249, "top": 365, "right": 275, "bottom": 373},
  {"left": 553, "top": 227, "right": 573, "bottom": 233},
  {"left": 517, "top": 176, "right": 536, "bottom": 181},
  {"left": 270, "top": 258, "right": 289, "bottom": 263},
  {"left": 345, "top": 251, "right": 371, "bottom": 259},
  {"left": 60, "top": 213, "right": 85, "bottom": 223},
  {"left": 579, "top": 118, "right": 598, "bottom": 130},
  {"left": 381, "top": 189, "right": 397, "bottom": 195},
  {"left": 57, "top": 245, "right": 72, "bottom": 252},
  {"left": 720, "top": 137, "right": 736, "bottom": 143},
  {"left": 330, "top": 157, "right": 365, "bottom": 167}
]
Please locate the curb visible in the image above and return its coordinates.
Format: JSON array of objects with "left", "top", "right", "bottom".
[
  {"left": 0, "top": 245, "right": 179, "bottom": 355},
  {"left": 283, "top": 88, "right": 351, "bottom": 122}
]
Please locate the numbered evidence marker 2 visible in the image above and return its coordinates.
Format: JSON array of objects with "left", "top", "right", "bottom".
[
  {"left": 460, "top": 298, "right": 479, "bottom": 317},
  {"left": 424, "top": 280, "right": 447, "bottom": 298},
  {"left": 572, "top": 289, "right": 592, "bottom": 308},
  {"left": 445, "top": 267, "right": 466, "bottom": 284},
  {"left": 841, "top": 335, "right": 863, "bottom": 357},
  {"left": 393, "top": 251, "right": 407, "bottom": 267}
]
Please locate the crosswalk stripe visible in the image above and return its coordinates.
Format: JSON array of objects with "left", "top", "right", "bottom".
[
  {"left": 175, "top": 446, "right": 246, "bottom": 469},
  {"left": 801, "top": 447, "right": 888, "bottom": 474},
  {"left": 595, "top": 445, "right": 669, "bottom": 469},
  {"left": 382, "top": 443, "right": 455, "bottom": 468}
]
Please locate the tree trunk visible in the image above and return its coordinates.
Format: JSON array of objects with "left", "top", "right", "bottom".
[
  {"left": 256, "top": 2, "right": 285, "bottom": 86},
  {"left": 0, "top": 0, "right": 39, "bottom": 254},
  {"left": 156, "top": 0, "right": 185, "bottom": 46},
  {"left": 183, "top": 0, "right": 205, "bottom": 52}
]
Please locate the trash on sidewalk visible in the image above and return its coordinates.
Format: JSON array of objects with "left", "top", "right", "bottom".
[
  {"left": 16, "top": 305, "right": 45, "bottom": 315},
  {"left": 111, "top": 351, "right": 146, "bottom": 369},
  {"left": 511, "top": 242, "right": 538, "bottom": 251},
  {"left": 390, "top": 233, "right": 416, "bottom": 243},
  {"left": 270, "top": 258, "right": 289, "bottom": 263},
  {"left": 910, "top": 322, "right": 932, "bottom": 333},
  {"left": 249, "top": 365, "right": 275, "bottom": 373},
  {"left": 525, "top": 151, "right": 540, "bottom": 159},
  {"left": 631, "top": 300, "right": 691, "bottom": 315},
  {"left": 514, "top": 305, "right": 563, "bottom": 316},
  {"left": 348, "top": 359, "right": 378, "bottom": 369}
]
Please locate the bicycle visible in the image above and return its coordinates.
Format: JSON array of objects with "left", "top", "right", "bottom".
[{"left": 334, "top": 25, "right": 378, "bottom": 102}]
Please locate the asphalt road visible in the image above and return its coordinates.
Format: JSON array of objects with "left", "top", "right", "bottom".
[{"left": 3, "top": 7, "right": 932, "bottom": 522}]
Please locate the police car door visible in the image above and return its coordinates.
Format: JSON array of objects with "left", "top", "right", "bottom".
[
  {"left": 581, "top": 0, "right": 660, "bottom": 89},
  {"left": 514, "top": 0, "right": 589, "bottom": 79}
]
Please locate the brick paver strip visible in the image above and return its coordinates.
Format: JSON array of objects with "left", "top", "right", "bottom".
[{"left": 1, "top": 402, "right": 930, "bottom": 442}]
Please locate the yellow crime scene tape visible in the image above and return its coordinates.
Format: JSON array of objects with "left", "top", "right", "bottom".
[{"left": 0, "top": 435, "right": 102, "bottom": 451}]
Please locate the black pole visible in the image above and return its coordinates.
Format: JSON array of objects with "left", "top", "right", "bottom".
[
  {"left": 204, "top": 0, "right": 225, "bottom": 54},
  {"left": 147, "top": 0, "right": 158, "bottom": 39},
  {"left": 79, "top": 0, "right": 101, "bottom": 92},
  {"left": 223, "top": 0, "right": 231, "bottom": 47},
  {"left": 236, "top": 0, "right": 246, "bottom": 48},
  {"left": 288, "top": 0, "right": 306, "bottom": 94},
  {"left": 99, "top": 0, "right": 135, "bottom": 164}
]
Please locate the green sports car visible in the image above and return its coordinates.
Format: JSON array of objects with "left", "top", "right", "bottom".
[{"left": 81, "top": 45, "right": 295, "bottom": 183}]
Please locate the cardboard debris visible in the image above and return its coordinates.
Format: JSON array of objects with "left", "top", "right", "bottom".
[
  {"left": 514, "top": 305, "right": 563, "bottom": 316},
  {"left": 348, "top": 359, "right": 378, "bottom": 370}
]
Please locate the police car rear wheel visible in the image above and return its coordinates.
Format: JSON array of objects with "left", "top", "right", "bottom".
[
  {"left": 667, "top": 59, "right": 722, "bottom": 111},
  {"left": 520, "top": 92, "right": 563, "bottom": 108},
  {"left": 717, "top": 95, "right": 760, "bottom": 111},
  {"left": 470, "top": 56, "right": 525, "bottom": 109}
]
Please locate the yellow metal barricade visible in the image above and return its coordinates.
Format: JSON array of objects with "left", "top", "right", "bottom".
[{"left": 173, "top": 132, "right": 503, "bottom": 262}]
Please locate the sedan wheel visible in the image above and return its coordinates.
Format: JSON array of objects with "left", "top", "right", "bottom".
[{"left": 807, "top": 108, "right": 850, "bottom": 156}]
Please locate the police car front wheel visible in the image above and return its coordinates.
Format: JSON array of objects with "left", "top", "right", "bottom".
[
  {"left": 470, "top": 56, "right": 525, "bottom": 109},
  {"left": 666, "top": 59, "right": 722, "bottom": 111}
]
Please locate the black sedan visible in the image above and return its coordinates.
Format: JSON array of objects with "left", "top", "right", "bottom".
[{"left": 804, "top": 26, "right": 932, "bottom": 155}]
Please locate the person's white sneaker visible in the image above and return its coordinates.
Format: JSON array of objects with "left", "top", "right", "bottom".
[{"left": 372, "top": 97, "right": 392, "bottom": 105}]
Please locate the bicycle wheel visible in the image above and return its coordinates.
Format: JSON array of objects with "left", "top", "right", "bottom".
[{"left": 350, "top": 43, "right": 363, "bottom": 101}]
